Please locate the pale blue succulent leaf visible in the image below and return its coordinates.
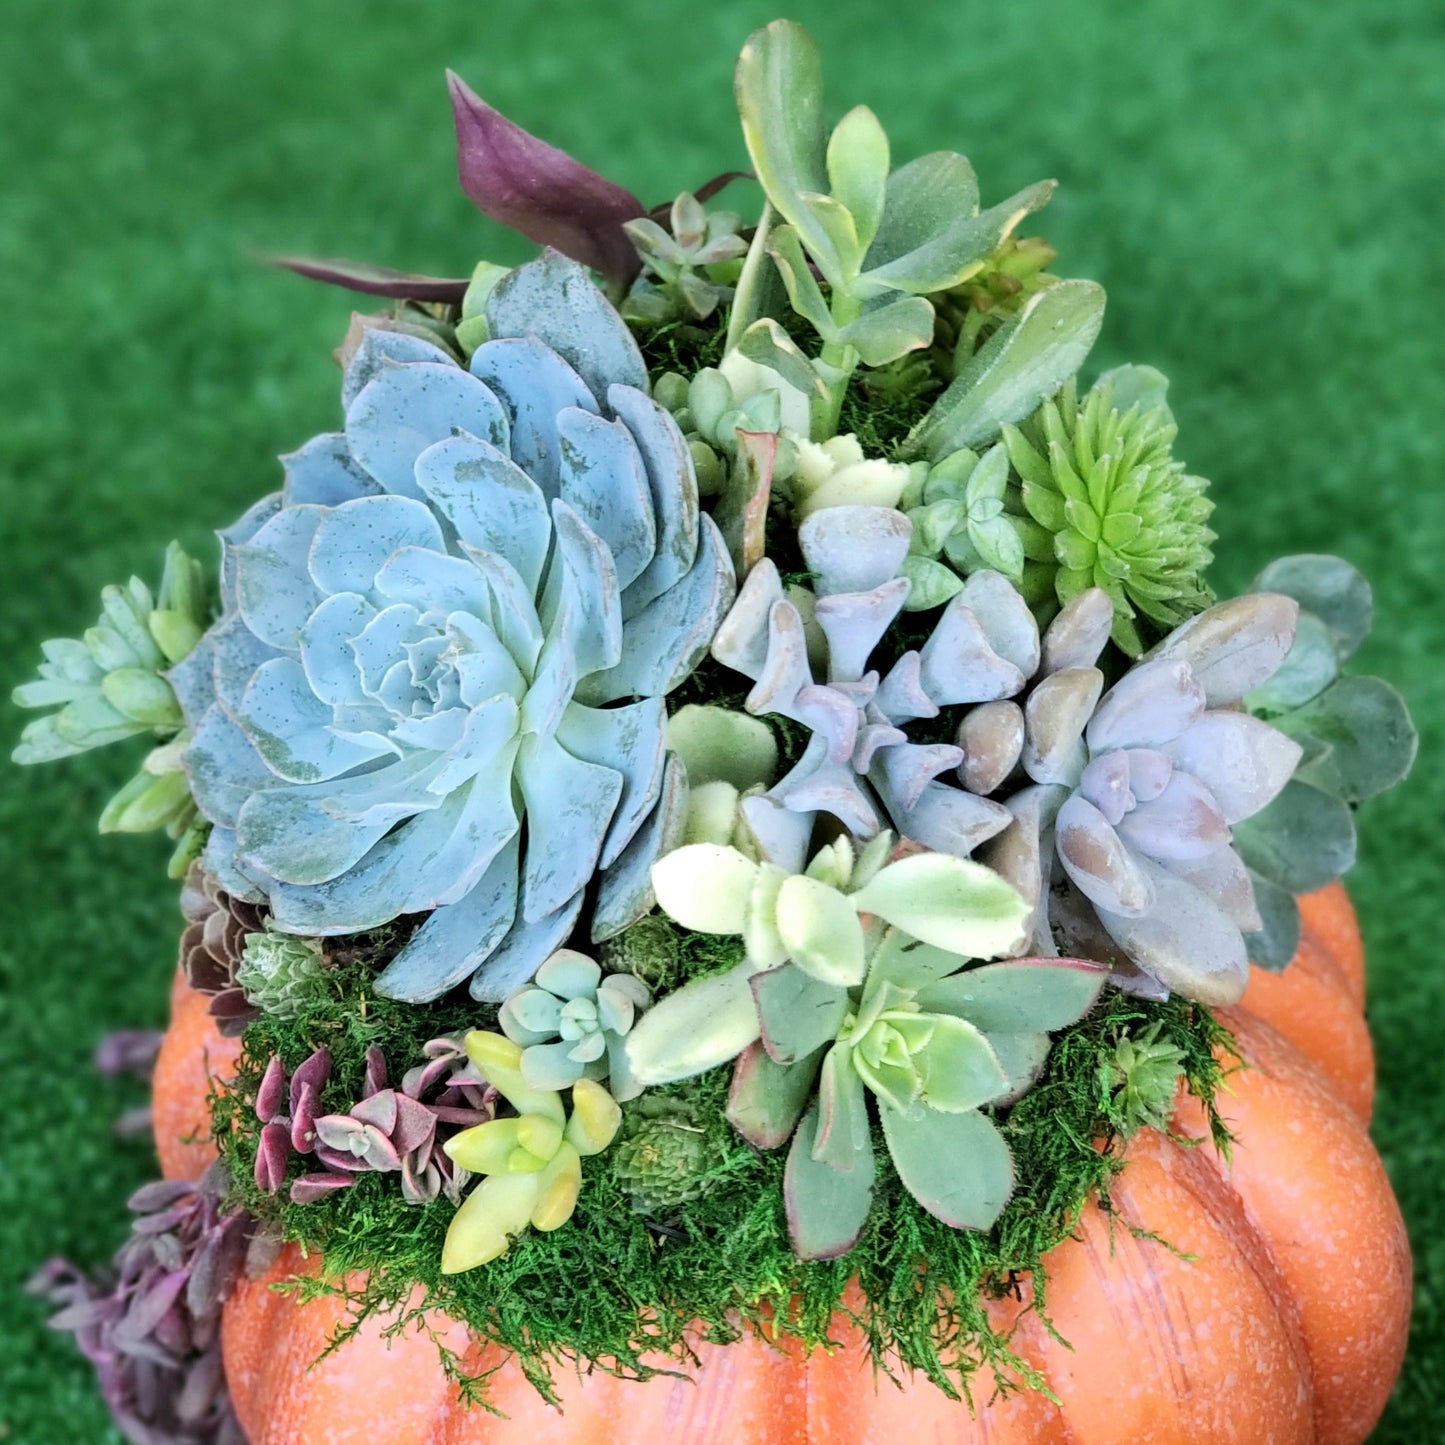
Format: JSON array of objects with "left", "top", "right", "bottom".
[
  {"left": 591, "top": 754, "right": 689, "bottom": 942},
  {"left": 414, "top": 434, "right": 553, "bottom": 594},
  {"left": 308, "top": 494, "right": 448, "bottom": 597},
  {"left": 281, "top": 433, "right": 383, "bottom": 507},
  {"left": 1232, "top": 779, "right": 1357, "bottom": 894},
  {"left": 341, "top": 329, "right": 458, "bottom": 410},
  {"left": 234, "top": 507, "right": 325, "bottom": 653},
  {"left": 555, "top": 698, "right": 667, "bottom": 867},
  {"left": 470, "top": 888, "right": 586, "bottom": 1002},
  {"left": 349, "top": 603, "right": 425, "bottom": 701},
  {"left": 165, "top": 637, "right": 217, "bottom": 727},
  {"left": 299, "top": 592, "right": 377, "bottom": 707},
  {"left": 520, "top": 1041, "right": 587, "bottom": 1091},
  {"left": 608, "top": 385, "right": 700, "bottom": 618},
  {"left": 469, "top": 336, "right": 598, "bottom": 497},
  {"left": 1242, "top": 869, "right": 1302, "bottom": 972},
  {"left": 463, "top": 549, "right": 546, "bottom": 679},
  {"left": 185, "top": 703, "right": 278, "bottom": 828},
  {"left": 878, "top": 776, "right": 1012, "bottom": 859},
  {"left": 483, "top": 250, "right": 647, "bottom": 401},
  {"left": 443, "top": 612, "right": 528, "bottom": 710},
  {"left": 549, "top": 500, "right": 623, "bottom": 679},
  {"left": 375, "top": 838, "right": 522, "bottom": 1002},
  {"left": 219, "top": 495, "right": 282, "bottom": 610},
  {"left": 200, "top": 826, "right": 266, "bottom": 902},
  {"left": 234, "top": 656, "right": 393, "bottom": 784},
  {"left": 371, "top": 546, "right": 489, "bottom": 617},
  {"left": 346, "top": 362, "right": 509, "bottom": 499},
  {"left": 522, "top": 582, "right": 581, "bottom": 739},
  {"left": 1251, "top": 554, "right": 1371, "bottom": 664},
  {"left": 516, "top": 731, "right": 623, "bottom": 922},
  {"left": 558, "top": 407, "right": 657, "bottom": 590},
  {"left": 576, "top": 515, "right": 734, "bottom": 704},
  {"left": 424, "top": 696, "right": 522, "bottom": 797}
]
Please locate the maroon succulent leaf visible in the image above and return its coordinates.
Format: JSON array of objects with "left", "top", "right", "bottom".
[
  {"left": 361, "top": 1046, "right": 389, "bottom": 1099},
  {"left": 254, "top": 1122, "right": 291, "bottom": 1195},
  {"left": 289, "top": 1172, "right": 356, "bottom": 1206},
  {"left": 289, "top": 1048, "right": 331, "bottom": 1108},
  {"left": 93, "top": 1030, "right": 163, "bottom": 1081},
  {"left": 290, "top": 1083, "right": 321, "bottom": 1154},
  {"left": 447, "top": 70, "right": 646, "bottom": 286},
  {"left": 271, "top": 256, "right": 471, "bottom": 302},
  {"left": 255, "top": 1055, "right": 287, "bottom": 1124}
]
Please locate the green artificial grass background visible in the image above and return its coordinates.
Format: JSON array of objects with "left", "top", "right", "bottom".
[{"left": 0, "top": 0, "right": 1439, "bottom": 1438}]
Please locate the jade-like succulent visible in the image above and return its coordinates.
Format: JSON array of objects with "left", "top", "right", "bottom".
[
  {"left": 626, "top": 833, "right": 1030, "bottom": 1088},
  {"left": 712, "top": 507, "right": 1042, "bottom": 870},
  {"left": 622, "top": 192, "right": 749, "bottom": 324},
  {"left": 979, "top": 590, "right": 1303, "bottom": 1004},
  {"left": 13, "top": 542, "right": 209, "bottom": 872},
  {"left": 175, "top": 252, "right": 735, "bottom": 1005},
  {"left": 611, "top": 1097, "right": 713, "bottom": 1215},
  {"left": 1232, "top": 555, "right": 1418, "bottom": 965},
  {"left": 498, "top": 949, "right": 651, "bottom": 1099},
  {"left": 442, "top": 1032, "right": 621, "bottom": 1273},
  {"left": 235, "top": 928, "right": 327, "bottom": 1019},
  {"left": 1000, "top": 370, "right": 1216, "bottom": 654}
]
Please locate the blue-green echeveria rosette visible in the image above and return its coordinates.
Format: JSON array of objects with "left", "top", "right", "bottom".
[{"left": 173, "top": 253, "right": 735, "bottom": 1004}]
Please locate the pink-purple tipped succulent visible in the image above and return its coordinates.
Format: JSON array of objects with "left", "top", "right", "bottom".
[{"left": 28, "top": 1161, "right": 273, "bottom": 1445}]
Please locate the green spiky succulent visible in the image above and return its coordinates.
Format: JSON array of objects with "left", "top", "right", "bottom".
[
  {"left": 1102, "top": 1021, "right": 1188, "bottom": 1135},
  {"left": 1002, "top": 369, "right": 1216, "bottom": 653},
  {"left": 235, "top": 929, "right": 327, "bottom": 1019},
  {"left": 611, "top": 1097, "right": 713, "bottom": 1215},
  {"left": 622, "top": 192, "right": 749, "bottom": 324}
]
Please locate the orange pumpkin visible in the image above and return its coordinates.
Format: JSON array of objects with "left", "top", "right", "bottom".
[{"left": 153, "top": 882, "right": 1410, "bottom": 1445}]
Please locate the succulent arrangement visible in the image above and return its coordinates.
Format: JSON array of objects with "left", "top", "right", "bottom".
[{"left": 17, "top": 16, "right": 1416, "bottom": 1430}]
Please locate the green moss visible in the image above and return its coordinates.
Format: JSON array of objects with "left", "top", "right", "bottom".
[{"left": 213, "top": 961, "right": 1232, "bottom": 1412}]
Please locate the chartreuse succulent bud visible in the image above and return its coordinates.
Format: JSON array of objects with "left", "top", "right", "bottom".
[
  {"left": 441, "top": 1032, "right": 621, "bottom": 1273},
  {"left": 499, "top": 949, "right": 651, "bottom": 1099},
  {"left": 1102, "top": 1021, "right": 1187, "bottom": 1136},
  {"left": 1002, "top": 368, "right": 1216, "bottom": 654}
]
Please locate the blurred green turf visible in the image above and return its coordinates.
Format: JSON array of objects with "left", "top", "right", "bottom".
[{"left": 1, "top": 0, "right": 1440, "bottom": 1439}]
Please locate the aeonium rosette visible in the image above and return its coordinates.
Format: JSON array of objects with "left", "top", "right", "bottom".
[{"left": 171, "top": 254, "right": 735, "bottom": 1003}]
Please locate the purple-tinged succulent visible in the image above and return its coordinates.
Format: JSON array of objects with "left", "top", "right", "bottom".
[
  {"left": 176, "top": 251, "right": 734, "bottom": 1006},
  {"left": 94, "top": 1029, "right": 165, "bottom": 1141},
  {"left": 980, "top": 592, "right": 1303, "bottom": 1004},
  {"left": 712, "top": 506, "right": 1037, "bottom": 870},
  {"left": 28, "top": 1161, "right": 273, "bottom": 1445},
  {"left": 178, "top": 864, "right": 266, "bottom": 1036},
  {"left": 254, "top": 1040, "right": 494, "bottom": 1207}
]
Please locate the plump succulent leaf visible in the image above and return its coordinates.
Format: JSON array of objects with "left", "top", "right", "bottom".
[
  {"left": 1245, "top": 610, "right": 1340, "bottom": 713},
  {"left": 1279, "top": 676, "right": 1418, "bottom": 803},
  {"left": 849, "top": 853, "right": 1028, "bottom": 958},
  {"left": 624, "top": 960, "right": 763, "bottom": 1086},
  {"left": 752, "top": 964, "right": 849, "bottom": 1064},
  {"left": 1252, "top": 554, "right": 1372, "bottom": 663},
  {"left": 914, "top": 959, "right": 1107, "bottom": 1033},
  {"left": 784, "top": 1101, "right": 875, "bottom": 1260},
  {"left": 878, "top": 1101, "right": 1013, "bottom": 1230},
  {"left": 727, "top": 1041, "right": 824, "bottom": 1149}
]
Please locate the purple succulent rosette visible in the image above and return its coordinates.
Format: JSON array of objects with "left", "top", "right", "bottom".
[{"left": 170, "top": 252, "right": 735, "bottom": 1005}]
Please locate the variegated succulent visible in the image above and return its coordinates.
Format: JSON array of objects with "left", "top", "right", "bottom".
[
  {"left": 174, "top": 252, "right": 735, "bottom": 1005},
  {"left": 711, "top": 505, "right": 1040, "bottom": 872}
]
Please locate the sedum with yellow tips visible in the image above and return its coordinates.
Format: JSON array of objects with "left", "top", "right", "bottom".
[{"left": 440, "top": 1031, "right": 621, "bottom": 1274}]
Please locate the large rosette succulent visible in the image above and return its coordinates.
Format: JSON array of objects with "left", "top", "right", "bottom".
[{"left": 172, "top": 253, "right": 734, "bottom": 1003}]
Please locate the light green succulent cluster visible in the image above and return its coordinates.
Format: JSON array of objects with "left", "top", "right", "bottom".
[
  {"left": 1102, "top": 1021, "right": 1187, "bottom": 1136},
  {"left": 625, "top": 832, "right": 1106, "bottom": 1257},
  {"left": 235, "top": 928, "right": 327, "bottom": 1019},
  {"left": 1002, "top": 371, "right": 1216, "bottom": 653},
  {"left": 12, "top": 542, "right": 208, "bottom": 873},
  {"left": 622, "top": 191, "right": 749, "bottom": 324},
  {"left": 442, "top": 1032, "right": 621, "bottom": 1272},
  {"left": 499, "top": 950, "right": 651, "bottom": 1100}
]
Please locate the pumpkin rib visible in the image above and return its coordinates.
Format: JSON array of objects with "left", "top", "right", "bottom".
[
  {"left": 1177, "top": 1008, "right": 1411, "bottom": 1445},
  {"left": 152, "top": 969, "right": 241, "bottom": 1182},
  {"left": 1297, "top": 884, "right": 1365, "bottom": 1008}
]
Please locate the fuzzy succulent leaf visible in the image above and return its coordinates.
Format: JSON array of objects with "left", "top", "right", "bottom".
[
  {"left": 727, "top": 1041, "right": 825, "bottom": 1148},
  {"left": 878, "top": 1100, "right": 1013, "bottom": 1229},
  {"left": 849, "top": 853, "right": 1028, "bottom": 958},
  {"left": 914, "top": 959, "right": 1108, "bottom": 1032},
  {"left": 784, "top": 1101, "right": 875, "bottom": 1260}
]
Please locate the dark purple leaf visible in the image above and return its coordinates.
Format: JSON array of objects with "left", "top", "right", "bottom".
[
  {"left": 272, "top": 256, "right": 470, "bottom": 302},
  {"left": 93, "top": 1030, "right": 163, "bottom": 1079},
  {"left": 289, "top": 1047, "right": 332, "bottom": 1108},
  {"left": 254, "top": 1122, "right": 291, "bottom": 1195},
  {"left": 290, "top": 1082, "right": 321, "bottom": 1154},
  {"left": 255, "top": 1054, "right": 287, "bottom": 1124},
  {"left": 127, "top": 1180, "right": 194, "bottom": 1214},
  {"left": 362, "top": 1045, "right": 389, "bottom": 1098},
  {"left": 447, "top": 70, "right": 645, "bottom": 285},
  {"left": 289, "top": 1172, "right": 355, "bottom": 1205},
  {"left": 392, "top": 1093, "right": 439, "bottom": 1156}
]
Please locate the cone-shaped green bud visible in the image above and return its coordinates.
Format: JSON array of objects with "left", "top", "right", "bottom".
[{"left": 612, "top": 1098, "right": 713, "bottom": 1216}]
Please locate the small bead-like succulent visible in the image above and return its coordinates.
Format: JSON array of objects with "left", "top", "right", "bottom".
[
  {"left": 611, "top": 1097, "right": 714, "bottom": 1216},
  {"left": 622, "top": 191, "right": 749, "bottom": 324},
  {"left": 979, "top": 590, "right": 1304, "bottom": 1004},
  {"left": 712, "top": 508, "right": 1042, "bottom": 869},
  {"left": 441, "top": 1032, "right": 622, "bottom": 1273},
  {"left": 234, "top": 928, "right": 327, "bottom": 1020},
  {"left": 176, "top": 252, "right": 735, "bottom": 1006},
  {"left": 13, "top": 541, "right": 209, "bottom": 873},
  {"left": 498, "top": 949, "right": 651, "bottom": 1099},
  {"left": 28, "top": 1161, "right": 271, "bottom": 1445},
  {"left": 1001, "top": 370, "right": 1216, "bottom": 654}
]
